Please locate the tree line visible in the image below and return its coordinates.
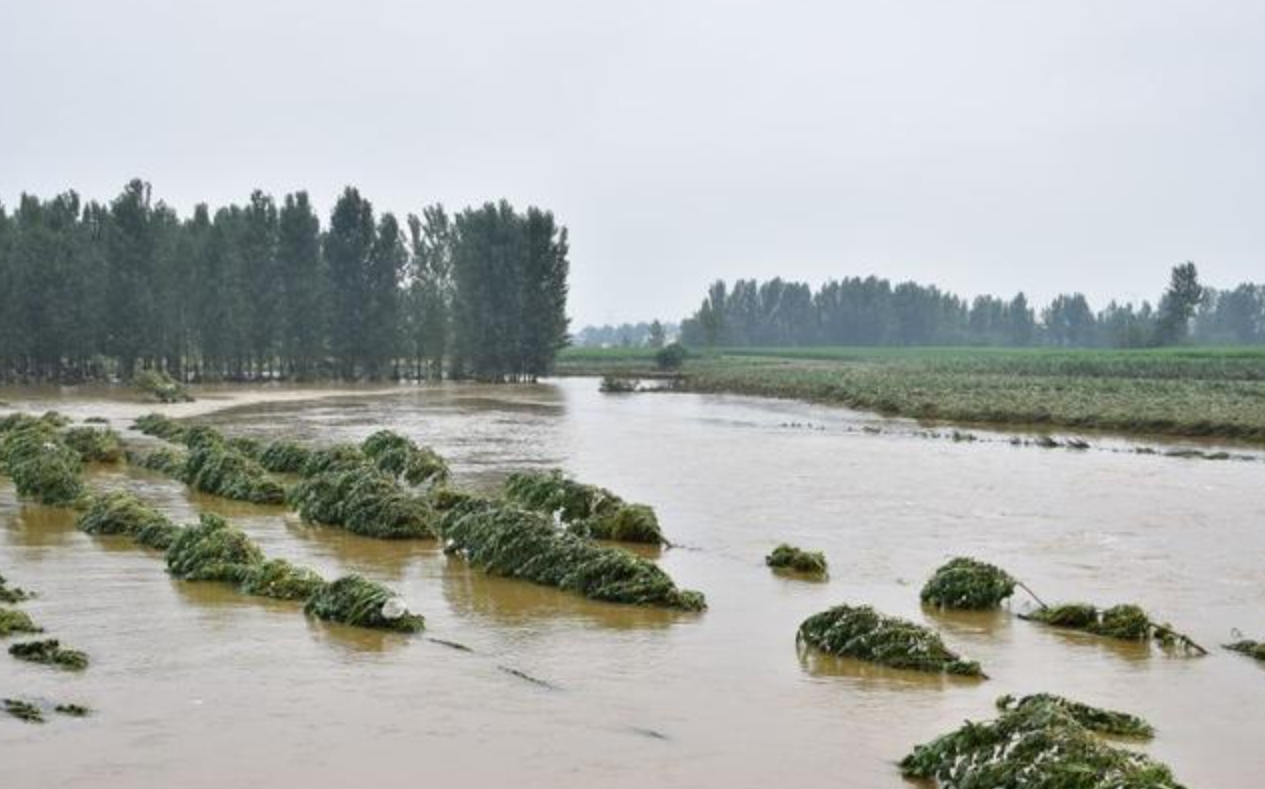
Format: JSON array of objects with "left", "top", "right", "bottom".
[
  {"left": 0, "top": 180, "right": 569, "bottom": 383},
  {"left": 678, "top": 264, "right": 1264, "bottom": 348}
]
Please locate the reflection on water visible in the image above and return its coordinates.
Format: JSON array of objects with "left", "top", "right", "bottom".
[{"left": 3, "top": 378, "right": 1265, "bottom": 789}]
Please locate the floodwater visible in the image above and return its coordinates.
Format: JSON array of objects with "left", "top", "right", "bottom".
[{"left": 2, "top": 379, "right": 1264, "bottom": 789}]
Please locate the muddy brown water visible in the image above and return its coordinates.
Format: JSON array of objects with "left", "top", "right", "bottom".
[{"left": 2, "top": 379, "right": 1264, "bottom": 788}]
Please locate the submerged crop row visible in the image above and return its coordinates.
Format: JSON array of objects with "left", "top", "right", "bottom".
[
  {"left": 0, "top": 412, "right": 125, "bottom": 506},
  {"left": 900, "top": 693, "right": 1185, "bottom": 788},
  {"left": 504, "top": 469, "right": 666, "bottom": 544},
  {"left": 132, "top": 415, "right": 284, "bottom": 504},
  {"left": 75, "top": 491, "right": 423, "bottom": 632},
  {"left": 440, "top": 500, "right": 705, "bottom": 611}
]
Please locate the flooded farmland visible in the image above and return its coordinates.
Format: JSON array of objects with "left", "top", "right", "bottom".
[{"left": 2, "top": 379, "right": 1264, "bottom": 789}]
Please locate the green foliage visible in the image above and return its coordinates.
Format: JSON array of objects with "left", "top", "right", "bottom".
[
  {"left": 299, "top": 444, "right": 366, "bottom": 476},
  {"left": 995, "top": 693, "right": 1154, "bottom": 738},
  {"left": 135, "top": 447, "right": 188, "bottom": 477},
  {"left": 1024, "top": 603, "right": 1205, "bottom": 652},
  {"left": 765, "top": 544, "right": 828, "bottom": 575},
  {"left": 0, "top": 573, "right": 33, "bottom": 604},
  {"left": 62, "top": 426, "right": 125, "bottom": 462},
  {"left": 257, "top": 441, "right": 314, "bottom": 473},
  {"left": 503, "top": 469, "right": 666, "bottom": 544},
  {"left": 133, "top": 368, "right": 193, "bottom": 402},
  {"left": 179, "top": 431, "right": 286, "bottom": 504},
  {"left": 289, "top": 466, "right": 436, "bottom": 539},
  {"left": 655, "top": 342, "right": 687, "bottom": 371},
  {"left": 441, "top": 502, "right": 704, "bottom": 610},
  {"left": 920, "top": 557, "right": 1016, "bottom": 609},
  {"left": 166, "top": 513, "right": 264, "bottom": 583},
  {"left": 1225, "top": 639, "right": 1265, "bottom": 662},
  {"left": 55, "top": 703, "right": 91, "bottom": 717},
  {"left": 797, "top": 604, "right": 982, "bottom": 676},
  {"left": 0, "top": 608, "right": 41, "bottom": 636},
  {"left": 238, "top": 558, "right": 327, "bottom": 601},
  {"left": 9, "top": 639, "right": 89, "bottom": 671},
  {"left": 77, "top": 491, "right": 175, "bottom": 538},
  {"left": 304, "top": 575, "right": 424, "bottom": 632},
  {"left": 900, "top": 694, "right": 1182, "bottom": 788},
  {"left": 4, "top": 698, "right": 43, "bottom": 723},
  {"left": 0, "top": 421, "right": 85, "bottom": 505},
  {"left": 361, "top": 430, "right": 450, "bottom": 486},
  {"left": 133, "top": 412, "right": 188, "bottom": 442}
]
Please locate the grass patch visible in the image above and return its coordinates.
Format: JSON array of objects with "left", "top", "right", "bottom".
[
  {"left": 441, "top": 501, "right": 704, "bottom": 610},
  {"left": 304, "top": 575, "right": 424, "bottom": 632},
  {"left": 797, "top": 604, "right": 982, "bottom": 676},
  {"left": 9, "top": 638, "right": 89, "bottom": 671},
  {"left": 900, "top": 693, "right": 1180, "bottom": 788},
  {"left": 0, "top": 574, "right": 33, "bottom": 604},
  {"left": 765, "top": 544, "right": 828, "bottom": 576},
  {"left": 3, "top": 698, "right": 44, "bottom": 723},
  {"left": 921, "top": 557, "right": 1016, "bottom": 609}
]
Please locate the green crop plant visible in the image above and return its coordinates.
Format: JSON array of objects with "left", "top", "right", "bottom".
[
  {"left": 441, "top": 502, "right": 703, "bottom": 610},
  {"left": 1023, "top": 603, "right": 1207, "bottom": 653},
  {"left": 797, "top": 604, "right": 982, "bottom": 676},
  {"left": 9, "top": 639, "right": 89, "bottom": 671},
  {"left": 257, "top": 441, "right": 314, "bottom": 474},
  {"left": 920, "top": 557, "right": 1016, "bottom": 609},
  {"left": 0, "top": 573, "right": 33, "bottom": 604},
  {"left": 132, "top": 412, "right": 188, "bottom": 442},
  {"left": 0, "top": 608, "right": 41, "bottom": 637},
  {"left": 765, "top": 544, "right": 828, "bottom": 576},
  {"left": 133, "top": 369, "right": 193, "bottom": 403},
  {"left": 289, "top": 465, "right": 436, "bottom": 539},
  {"left": 62, "top": 426, "right": 125, "bottom": 463},
  {"left": 77, "top": 491, "right": 176, "bottom": 537},
  {"left": 361, "top": 430, "right": 450, "bottom": 486},
  {"left": 0, "top": 420, "right": 84, "bottom": 505},
  {"left": 900, "top": 693, "right": 1182, "bottom": 788},
  {"left": 3, "top": 698, "right": 44, "bottom": 723},
  {"left": 181, "top": 436, "right": 286, "bottom": 504},
  {"left": 304, "top": 575, "right": 424, "bottom": 632},
  {"left": 238, "top": 559, "right": 327, "bottom": 601},
  {"left": 166, "top": 514, "right": 265, "bottom": 583},
  {"left": 503, "top": 469, "right": 665, "bottom": 544},
  {"left": 1224, "top": 638, "right": 1265, "bottom": 662}
]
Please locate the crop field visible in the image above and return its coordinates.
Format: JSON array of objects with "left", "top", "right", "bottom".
[{"left": 556, "top": 345, "right": 1265, "bottom": 441}]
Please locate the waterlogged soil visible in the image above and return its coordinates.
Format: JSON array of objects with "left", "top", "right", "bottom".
[{"left": 2, "top": 379, "right": 1264, "bottom": 788}]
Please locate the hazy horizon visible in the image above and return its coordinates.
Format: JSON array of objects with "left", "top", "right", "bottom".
[{"left": 3, "top": 0, "right": 1262, "bottom": 327}]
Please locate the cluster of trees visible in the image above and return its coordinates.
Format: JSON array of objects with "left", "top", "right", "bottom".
[
  {"left": 0, "top": 181, "right": 569, "bottom": 382},
  {"left": 678, "top": 264, "right": 1262, "bottom": 348},
  {"left": 573, "top": 320, "right": 678, "bottom": 348}
]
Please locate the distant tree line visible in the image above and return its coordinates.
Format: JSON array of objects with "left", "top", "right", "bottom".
[
  {"left": 0, "top": 180, "right": 569, "bottom": 383},
  {"left": 678, "top": 264, "right": 1263, "bottom": 348},
  {"left": 573, "top": 320, "right": 678, "bottom": 348}
]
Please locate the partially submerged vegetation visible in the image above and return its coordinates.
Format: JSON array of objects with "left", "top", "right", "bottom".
[
  {"left": 921, "top": 557, "right": 1016, "bottom": 609},
  {"left": 361, "top": 430, "right": 449, "bottom": 486},
  {"left": 0, "top": 415, "right": 85, "bottom": 506},
  {"left": 133, "top": 369, "right": 193, "bottom": 403},
  {"left": 765, "top": 544, "right": 828, "bottom": 576},
  {"left": 1224, "top": 638, "right": 1265, "bottom": 662},
  {"left": 0, "top": 573, "right": 33, "bottom": 604},
  {"left": 900, "top": 693, "right": 1182, "bottom": 788},
  {"left": 3, "top": 698, "right": 44, "bottom": 723},
  {"left": 9, "top": 638, "right": 89, "bottom": 671},
  {"left": 289, "top": 465, "right": 437, "bottom": 538},
  {"left": 304, "top": 575, "right": 424, "bottom": 632},
  {"left": 1023, "top": 603, "right": 1207, "bottom": 654},
  {"left": 257, "top": 441, "right": 314, "bottom": 474},
  {"left": 503, "top": 469, "right": 666, "bottom": 544},
  {"left": 166, "top": 514, "right": 266, "bottom": 583},
  {"left": 797, "top": 604, "right": 982, "bottom": 676},
  {"left": 132, "top": 415, "right": 285, "bottom": 504},
  {"left": 62, "top": 425, "right": 125, "bottom": 463},
  {"left": 441, "top": 501, "right": 705, "bottom": 610},
  {"left": 0, "top": 608, "right": 41, "bottom": 636}
]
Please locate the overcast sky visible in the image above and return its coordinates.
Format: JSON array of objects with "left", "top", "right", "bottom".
[{"left": 2, "top": 0, "right": 1262, "bottom": 327}]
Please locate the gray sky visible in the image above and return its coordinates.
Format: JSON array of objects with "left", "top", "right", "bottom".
[{"left": 2, "top": 0, "right": 1263, "bottom": 327}]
